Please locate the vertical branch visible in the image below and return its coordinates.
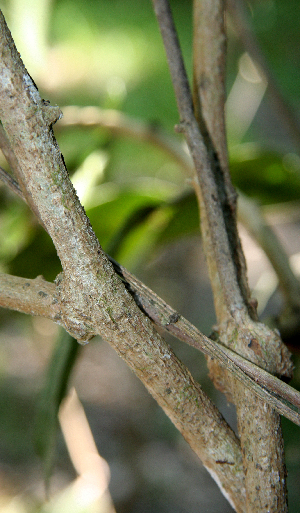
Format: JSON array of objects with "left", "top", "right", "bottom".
[
  {"left": 152, "top": 0, "right": 246, "bottom": 322},
  {"left": 193, "top": 0, "right": 253, "bottom": 322},
  {"left": 192, "top": 1, "right": 289, "bottom": 511},
  {"left": 152, "top": 0, "right": 292, "bottom": 510},
  {"left": 193, "top": 0, "right": 228, "bottom": 173}
]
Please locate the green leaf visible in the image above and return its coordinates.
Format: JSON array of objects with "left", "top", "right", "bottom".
[
  {"left": 155, "top": 191, "right": 200, "bottom": 246},
  {"left": 33, "top": 330, "right": 80, "bottom": 486},
  {"left": 104, "top": 190, "right": 200, "bottom": 267},
  {"left": 230, "top": 146, "right": 300, "bottom": 204}
]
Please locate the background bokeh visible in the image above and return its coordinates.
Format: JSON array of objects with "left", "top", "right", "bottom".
[{"left": 0, "top": 0, "right": 300, "bottom": 511}]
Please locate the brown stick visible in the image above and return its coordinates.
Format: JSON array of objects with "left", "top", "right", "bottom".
[
  {"left": 193, "top": 1, "right": 290, "bottom": 510},
  {"left": 0, "top": 9, "right": 246, "bottom": 509},
  {"left": 152, "top": 0, "right": 291, "bottom": 510},
  {"left": 1, "top": 266, "right": 300, "bottom": 427},
  {"left": 152, "top": 0, "right": 247, "bottom": 320}
]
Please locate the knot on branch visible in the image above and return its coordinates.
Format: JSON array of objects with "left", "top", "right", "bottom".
[
  {"left": 208, "top": 315, "right": 294, "bottom": 401},
  {"left": 55, "top": 273, "right": 97, "bottom": 344},
  {"left": 41, "top": 100, "right": 62, "bottom": 128}
]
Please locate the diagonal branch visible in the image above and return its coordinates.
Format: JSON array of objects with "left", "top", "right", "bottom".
[
  {"left": 1, "top": 268, "right": 300, "bottom": 427},
  {"left": 0, "top": 9, "right": 246, "bottom": 509}
]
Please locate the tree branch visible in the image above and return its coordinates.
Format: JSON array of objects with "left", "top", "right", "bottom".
[
  {"left": 0, "top": 273, "right": 59, "bottom": 320},
  {"left": 192, "top": 1, "right": 290, "bottom": 510},
  {"left": 152, "top": 0, "right": 250, "bottom": 323},
  {"left": 2, "top": 267, "right": 300, "bottom": 427},
  {"left": 152, "top": 0, "right": 292, "bottom": 510},
  {"left": 0, "top": 9, "right": 246, "bottom": 509}
]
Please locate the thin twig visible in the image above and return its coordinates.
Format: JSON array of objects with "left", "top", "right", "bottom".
[
  {"left": 152, "top": 0, "right": 246, "bottom": 318},
  {"left": 0, "top": 273, "right": 59, "bottom": 320},
  {"left": 57, "top": 105, "right": 193, "bottom": 175}
]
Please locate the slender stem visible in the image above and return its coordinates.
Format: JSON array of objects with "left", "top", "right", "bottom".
[
  {"left": 193, "top": 0, "right": 253, "bottom": 321},
  {"left": 0, "top": 273, "right": 59, "bottom": 320},
  {"left": 57, "top": 105, "right": 193, "bottom": 175},
  {"left": 152, "top": 0, "right": 246, "bottom": 319},
  {"left": 192, "top": 1, "right": 289, "bottom": 510}
]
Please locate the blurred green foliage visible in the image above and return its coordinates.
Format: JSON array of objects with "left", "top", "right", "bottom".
[
  {"left": 1, "top": 0, "right": 300, "bottom": 511},
  {"left": 0, "top": 0, "right": 300, "bottom": 279},
  {"left": 0, "top": 0, "right": 299, "bottom": 276}
]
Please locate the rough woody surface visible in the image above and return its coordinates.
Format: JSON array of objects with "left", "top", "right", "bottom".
[
  {"left": 0, "top": 9, "right": 247, "bottom": 510},
  {"left": 152, "top": 0, "right": 293, "bottom": 511},
  {"left": 0, "top": 3, "right": 297, "bottom": 511}
]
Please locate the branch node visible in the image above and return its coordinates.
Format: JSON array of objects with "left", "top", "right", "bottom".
[
  {"left": 42, "top": 102, "right": 63, "bottom": 127},
  {"left": 174, "top": 121, "right": 188, "bottom": 133}
]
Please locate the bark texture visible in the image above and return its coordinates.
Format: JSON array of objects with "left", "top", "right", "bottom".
[
  {"left": 0, "top": 9, "right": 246, "bottom": 510},
  {"left": 192, "top": 1, "right": 290, "bottom": 510}
]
